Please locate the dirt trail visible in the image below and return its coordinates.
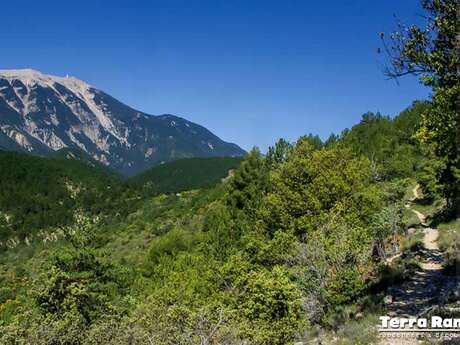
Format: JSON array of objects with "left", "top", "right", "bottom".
[{"left": 379, "top": 186, "right": 446, "bottom": 345}]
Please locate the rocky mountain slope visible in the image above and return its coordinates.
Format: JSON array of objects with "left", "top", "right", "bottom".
[{"left": 0, "top": 69, "right": 245, "bottom": 175}]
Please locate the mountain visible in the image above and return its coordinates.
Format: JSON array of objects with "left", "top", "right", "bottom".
[
  {"left": 130, "top": 156, "right": 242, "bottom": 194},
  {"left": 51, "top": 147, "right": 119, "bottom": 173},
  {"left": 0, "top": 69, "right": 245, "bottom": 175}
]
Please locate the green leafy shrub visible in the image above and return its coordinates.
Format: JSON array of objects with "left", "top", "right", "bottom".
[{"left": 148, "top": 228, "right": 202, "bottom": 265}]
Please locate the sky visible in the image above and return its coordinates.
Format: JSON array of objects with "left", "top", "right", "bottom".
[{"left": 1, "top": 0, "right": 430, "bottom": 151}]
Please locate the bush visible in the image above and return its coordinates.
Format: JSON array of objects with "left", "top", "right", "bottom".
[
  {"left": 233, "top": 266, "right": 304, "bottom": 345},
  {"left": 148, "top": 228, "right": 201, "bottom": 265}
]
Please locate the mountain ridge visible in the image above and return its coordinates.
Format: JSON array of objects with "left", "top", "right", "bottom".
[{"left": 0, "top": 69, "right": 245, "bottom": 175}]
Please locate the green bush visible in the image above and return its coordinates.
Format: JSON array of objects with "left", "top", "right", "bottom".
[{"left": 148, "top": 228, "right": 201, "bottom": 265}]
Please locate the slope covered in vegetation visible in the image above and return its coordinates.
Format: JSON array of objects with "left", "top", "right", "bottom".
[
  {"left": 0, "top": 150, "right": 135, "bottom": 244},
  {"left": 2, "top": 99, "right": 456, "bottom": 344},
  {"left": 130, "top": 156, "right": 242, "bottom": 194}
]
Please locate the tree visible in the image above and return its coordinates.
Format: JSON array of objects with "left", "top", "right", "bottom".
[
  {"left": 36, "top": 249, "right": 110, "bottom": 323},
  {"left": 226, "top": 148, "right": 268, "bottom": 216},
  {"left": 265, "top": 140, "right": 379, "bottom": 237},
  {"left": 263, "top": 140, "right": 382, "bottom": 312},
  {"left": 381, "top": 0, "right": 459, "bottom": 211},
  {"left": 381, "top": 0, "right": 458, "bottom": 88},
  {"left": 417, "top": 84, "right": 460, "bottom": 205},
  {"left": 265, "top": 138, "right": 293, "bottom": 169},
  {"left": 232, "top": 266, "right": 303, "bottom": 345}
]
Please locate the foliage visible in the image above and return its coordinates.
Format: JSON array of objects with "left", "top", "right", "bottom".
[
  {"left": 437, "top": 218, "right": 460, "bottom": 275},
  {"left": 381, "top": 0, "right": 459, "bottom": 209},
  {"left": 130, "top": 156, "right": 242, "bottom": 194},
  {"left": 262, "top": 139, "right": 385, "bottom": 319},
  {"left": 265, "top": 138, "right": 293, "bottom": 169},
  {"left": 231, "top": 266, "right": 304, "bottom": 344},
  {"left": 417, "top": 84, "right": 460, "bottom": 204},
  {"left": 0, "top": 107, "right": 433, "bottom": 343},
  {"left": 148, "top": 228, "right": 202, "bottom": 264},
  {"left": 226, "top": 148, "right": 269, "bottom": 216},
  {"left": 0, "top": 150, "right": 139, "bottom": 243},
  {"left": 265, "top": 141, "right": 378, "bottom": 236},
  {"left": 340, "top": 102, "right": 428, "bottom": 180}
]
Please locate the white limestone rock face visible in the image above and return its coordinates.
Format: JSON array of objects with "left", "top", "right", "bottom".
[{"left": 0, "top": 69, "right": 245, "bottom": 175}]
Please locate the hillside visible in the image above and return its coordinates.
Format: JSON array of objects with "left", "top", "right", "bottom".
[
  {"left": 0, "top": 152, "right": 242, "bottom": 246},
  {"left": 130, "top": 156, "right": 243, "bottom": 194},
  {"left": 0, "top": 69, "right": 245, "bottom": 175},
  {"left": 51, "top": 147, "right": 110, "bottom": 167},
  {"left": 1, "top": 100, "right": 458, "bottom": 345},
  {"left": 0, "top": 150, "right": 135, "bottom": 244}
]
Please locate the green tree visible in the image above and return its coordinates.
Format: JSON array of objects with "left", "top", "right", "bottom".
[
  {"left": 265, "top": 140, "right": 379, "bottom": 236},
  {"left": 264, "top": 140, "right": 381, "bottom": 312},
  {"left": 226, "top": 148, "right": 268, "bottom": 216},
  {"left": 381, "top": 0, "right": 459, "bottom": 210},
  {"left": 265, "top": 138, "right": 293, "bottom": 169},
  {"left": 231, "top": 266, "right": 303, "bottom": 345}
]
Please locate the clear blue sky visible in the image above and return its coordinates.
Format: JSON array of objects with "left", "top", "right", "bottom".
[{"left": 1, "top": 0, "right": 430, "bottom": 151}]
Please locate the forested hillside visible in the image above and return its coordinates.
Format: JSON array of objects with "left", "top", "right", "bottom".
[
  {"left": 1, "top": 98, "right": 457, "bottom": 344},
  {"left": 0, "top": 153, "right": 243, "bottom": 248},
  {"left": 0, "top": 150, "right": 134, "bottom": 244},
  {"left": 130, "top": 156, "right": 242, "bottom": 194},
  {"left": 339, "top": 101, "right": 427, "bottom": 180}
]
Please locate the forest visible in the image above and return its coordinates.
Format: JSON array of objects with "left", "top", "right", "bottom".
[{"left": 0, "top": 0, "right": 458, "bottom": 344}]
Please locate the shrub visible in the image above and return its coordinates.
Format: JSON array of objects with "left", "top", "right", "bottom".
[{"left": 148, "top": 228, "right": 200, "bottom": 265}]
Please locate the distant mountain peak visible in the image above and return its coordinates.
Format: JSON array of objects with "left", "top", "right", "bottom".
[
  {"left": 0, "top": 68, "right": 44, "bottom": 78},
  {"left": 0, "top": 69, "right": 93, "bottom": 95},
  {"left": 0, "top": 69, "right": 245, "bottom": 175}
]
